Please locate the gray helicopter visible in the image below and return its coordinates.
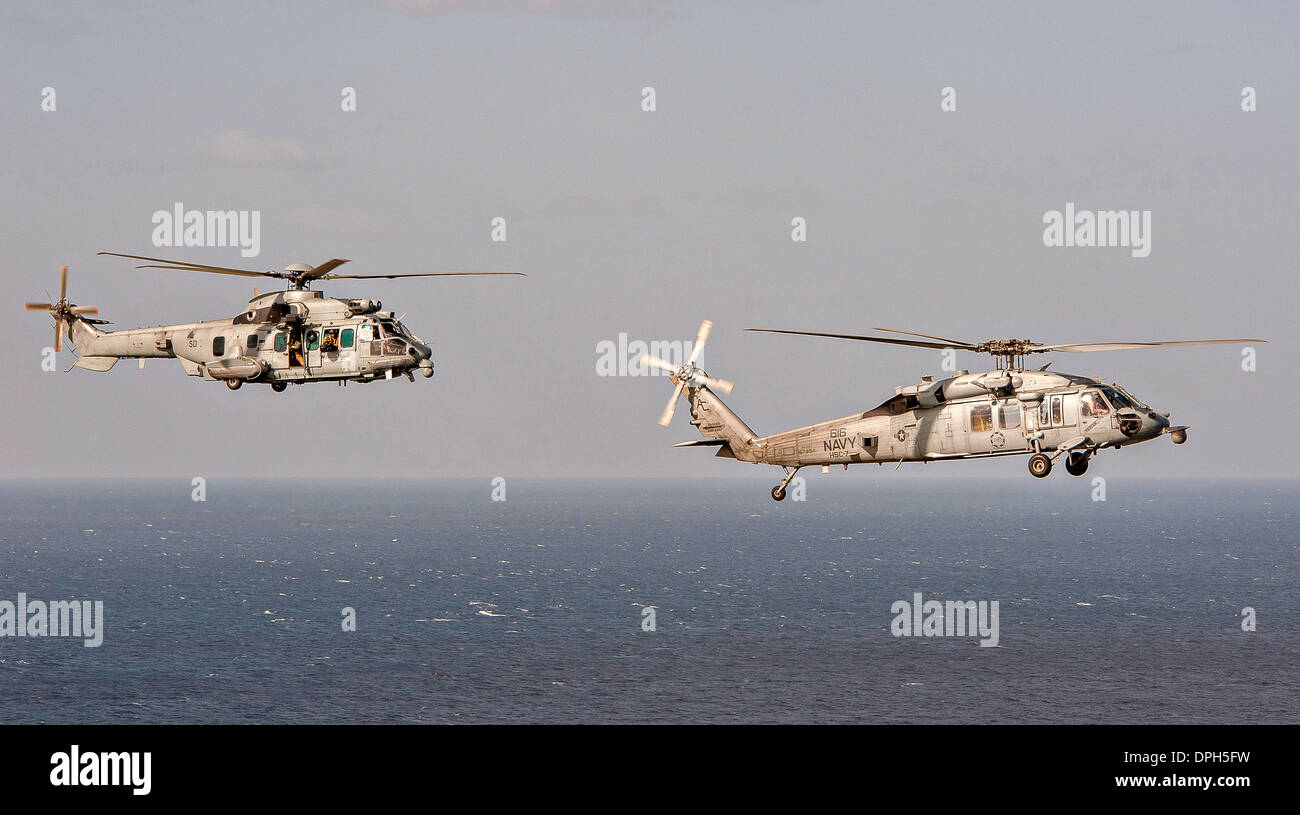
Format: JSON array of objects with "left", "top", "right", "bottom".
[
  {"left": 25, "top": 253, "right": 522, "bottom": 391},
  {"left": 644, "top": 320, "right": 1264, "bottom": 500}
]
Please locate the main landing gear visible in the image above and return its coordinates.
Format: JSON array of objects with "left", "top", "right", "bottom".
[
  {"left": 1028, "top": 453, "right": 1052, "bottom": 478},
  {"left": 1028, "top": 449, "right": 1094, "bottom": 478},
  {"left": 270, "top": 382, "right": 287, "bottom": 392},
  {"left": 225, "top": 379, "right": 242, "bottom": 391},
  {"left": 770, "top": 467, "right": 801, "bottom": 501}
]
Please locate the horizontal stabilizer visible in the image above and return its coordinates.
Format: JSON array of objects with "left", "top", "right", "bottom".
[
  {"left": 74, "top": 355, "right": 119, "bottom": 372},
  {"left": 672, "top": 439, "right": 727, "bottom": 447}
]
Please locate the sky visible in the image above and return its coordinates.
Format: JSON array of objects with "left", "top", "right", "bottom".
[{"left": 1, "top": 0, "right": 1296, "bottom": 480}]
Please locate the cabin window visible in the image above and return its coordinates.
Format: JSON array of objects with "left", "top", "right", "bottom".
[
  {"left": 341, "top": 328, "right": 354, "bottom": 348},
  {"left": 997, "top": 402, "right": 1021, "bottom": 429},
  {"left": 1051, "top": 395, "right": 1063, "bottom": 425},
  {"left": 306, "top": 330, "right": 320, "bottom": 351},
  {"left": 358, "top": 324, "right": 374, "bottom": 343},
  {"left": 322, "top": 329, "right": 340, "bottom": 353},
  {"left": 274, "top": 333, "right": 287, "bottom": 352},
  {"left": 1039, "top": 401, "right": 1050, "bottom": 427},
  {"left": 212, "top": 336, "right": 225, "bottom": 356},
  {"left": 970, "top": 404, "right": 994, "bottom": 432},
  {"left": 246, "top": 333, "right": 259, "bottom": 350}
]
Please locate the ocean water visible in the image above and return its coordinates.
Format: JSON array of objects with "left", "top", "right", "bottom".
[{"left": 0, "top": 478, "right": 1294, "bottom": 724}]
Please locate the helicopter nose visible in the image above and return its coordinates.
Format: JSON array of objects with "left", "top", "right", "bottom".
[{"left": 1140, "top": 410, "right": 1169, "bottom": 438}]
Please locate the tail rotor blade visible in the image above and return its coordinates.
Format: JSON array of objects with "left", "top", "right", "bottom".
[
  {"left": 639, "top": 354, "right": 679, "bottom": 374},
  {"left": 25, "top": 302, "right": 53, "bottom": 311},
  {"left": 55, "top": 319, "right": 64, "bottom": 352},
  {"left": 658, "top": 381, "right": 685, "bottom": 427},
  {"left": 697, "top": 374, "right": 734, "bottom": 394},
  {"left": 59, "top": 266, "right": 68, "bottom": 301},
  {"left": 70, "top": 306, "right": 99, "bottom": 315},
  {"left": 687, "top": 319, "right": 712, "bottom": 365}
]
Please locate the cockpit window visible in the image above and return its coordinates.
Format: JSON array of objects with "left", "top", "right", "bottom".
[
  {"left": 1101, "top": 387, "right": 1131, "bottom": 409},
  {"left": 1112, "top": 384, "right": 1147, "bottom": 409},
  {"left": 1080, "top": 390, "right": 1110, "bottom": 417}
]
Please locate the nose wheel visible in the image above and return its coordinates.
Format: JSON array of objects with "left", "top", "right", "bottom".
[{"left": 1028, "top": 453, "right": 1052, "bottom": 478}]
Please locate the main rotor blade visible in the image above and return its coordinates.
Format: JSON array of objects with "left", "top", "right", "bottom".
[
  {"left": 322, "top": 271, "right": 525, "bottom": 280},
  {"left": 687, "top": 319, "right": 712, "bottom": 365},
  {"left": 872, "top": 326, "right": 976, "bottom": 347},
  {"left": 134, "top": 264, "right": 271, "bottom": 279},
  {"left": 659, "top": 381, "right": 685, "bottom": 427},
  {"left": 301, "top": 258, "right": 350, "bottom": 280},
  {"left": 1032, "top": 339, "right": 1267, "bottom": 353},
  {"left": 59, "top": 265, "right": 67, "bottom": 301},
  {"left": 746, "top": 328, "right": 967, "bottom": 351},
  {"left": 98, "top": 252, "right": 276, "bottom": 278}
]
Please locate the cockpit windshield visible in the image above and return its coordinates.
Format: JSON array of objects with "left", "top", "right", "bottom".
[
  {"left": 380, "top": 321, "right": 408, "bottom": 338},
  {"left": 1112, "top": 384, "right": 1147, "bottom": 409},
  {"left": 1100, "top": 386, "right": 1132, "bottom": 410}
]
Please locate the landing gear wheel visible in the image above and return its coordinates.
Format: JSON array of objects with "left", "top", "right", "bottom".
[
  {"left": 1028, "top": 453, "right": 1052, "bottom": 478},
  {"left": 225, "top": 379, "right": 242, "bottom": 391},
  {"left": 1065, "top": 452, "right": 1089, "bottom": 477},
  {"left": 270, "top": 382, "right": 287, "bottom": 392},
  {"left": 771, "top": 486, "right": 787, "bottom": 502}
]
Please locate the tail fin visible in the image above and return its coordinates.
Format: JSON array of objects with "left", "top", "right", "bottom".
[
  {"left": 643, "top": 319, "right": 762, "bottom": 461},
  {"left": 683, "top": 383, "right": 762, "bottom": 461}
]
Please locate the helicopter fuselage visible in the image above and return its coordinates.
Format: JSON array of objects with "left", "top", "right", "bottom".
[
  {"left": 728, "top": 369, "right": 1174, "bottom": 470},
  {"left": 60, "top": 288, "right": 434, "bottom": 388},
  {"left": 649, "top": 319, "right": 1248, "bottom": 499}
]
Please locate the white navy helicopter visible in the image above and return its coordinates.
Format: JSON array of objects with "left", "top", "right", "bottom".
[
  {"left": 24, "top": 253, "right": 522, "bottom": 391},
  {"left": 643, "top": 320, "right": 1264, "bottom": 500}
]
